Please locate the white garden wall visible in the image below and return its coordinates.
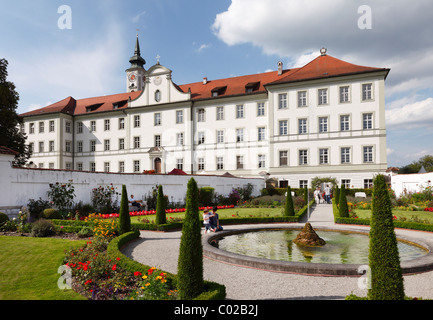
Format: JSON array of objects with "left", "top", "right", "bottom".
[{"left": 0, "top": 154, "right": 264, "bottom": 209}]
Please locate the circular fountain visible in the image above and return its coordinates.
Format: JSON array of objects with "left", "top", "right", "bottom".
[{"left": 203, "top": 224, "right": 433, "bottom": 276}]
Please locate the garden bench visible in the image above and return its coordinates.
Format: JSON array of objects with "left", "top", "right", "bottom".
[
  {"left": 355, "top": 192, "right": 367, "bottom": 198},
  {"left": 128, "top": 200, "right": 147, "bottom": 212}
]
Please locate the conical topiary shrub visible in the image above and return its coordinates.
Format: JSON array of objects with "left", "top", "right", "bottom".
[
  {"left": 284, "top": 186, "right": 295, "bottom": 216},
  {"left": 338, "top": 185, "right": 349, "bottom": 218},
  {"left": 303, "top": 185, "right": 308, "bottom": 204},
  {"left": 334, "top": 186, "right": 340, "bottom": 207},
  {"left": 177, "top": 178, "right": 203, "bottom": 299},
  {"left": 368, "top": 174, "right": 405, "bottom": 300},
  {"left": 155, "top": 185, "right": 166, "bottom": 225},
  {"left": 118, "top": 185, "right": 131, "bottom": 235}
]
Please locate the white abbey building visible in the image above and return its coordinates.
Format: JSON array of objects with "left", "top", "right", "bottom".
[{"left": 20, "top": 38, "right": 390, "bottom": 189}]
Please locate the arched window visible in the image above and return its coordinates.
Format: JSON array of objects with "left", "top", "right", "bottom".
[{"left": 155, "top": 90, "right": 161, "bottom": 102}]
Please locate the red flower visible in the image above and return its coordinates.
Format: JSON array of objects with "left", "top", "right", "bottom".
[
  {"left": 134, "top": 271, "right": 142, "bottom": 276},
  {"left": 112, "top": 264, "right": 117, "bottom": 271}
]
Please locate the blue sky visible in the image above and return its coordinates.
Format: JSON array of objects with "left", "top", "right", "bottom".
[{"left": 1, "top": 0, "right": 433, "bottom": 168}]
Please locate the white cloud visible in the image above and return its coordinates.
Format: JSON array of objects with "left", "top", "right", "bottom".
[
  {"left": 386, "top": 97, "right": 433, "bottom": 129},
  {"left": 196, "top": 43, "right": 211, "bottom": 53},
  {"left": 131, "top": 11, "right": 146, "bottom": 23}
]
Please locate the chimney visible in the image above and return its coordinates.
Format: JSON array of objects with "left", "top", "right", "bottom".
[
  {"left": 278, "top": 61, "right": 283, "bottom": 76},
  {"left": 203, "top": 77, "right": 208, "bottom": 85}
]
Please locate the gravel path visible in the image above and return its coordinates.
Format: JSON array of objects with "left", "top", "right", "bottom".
[{"left": 122, "top": 204, "right": 433, "bottom": 300}]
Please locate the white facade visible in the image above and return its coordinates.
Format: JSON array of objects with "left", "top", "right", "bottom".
[{"left": 20, "top": 42, "right": 389, "bottom": 189}]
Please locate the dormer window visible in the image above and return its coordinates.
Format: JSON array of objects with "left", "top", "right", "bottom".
[
  {"left": 211, "top": 86, "right": 227, "bottom": 97},
  {"left": 86, "top": 103, "right": 103, "bottom": 113},
  {"left": 245, "top": 82, "right": 260, "bottom": 93}
]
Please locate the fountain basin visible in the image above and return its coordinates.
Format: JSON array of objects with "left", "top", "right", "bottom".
[{"left": 203, "top": 226, "right": 433, "bottom": 276}]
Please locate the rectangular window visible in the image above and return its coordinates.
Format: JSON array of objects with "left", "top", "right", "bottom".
[
  {"left": 90, "top": 162, "right": 96, "bottom": 172},
  {"left": 318, "top": 89, "right": 328, "bottom": 105},
  {"left": 65, "top": 141, "right": 71, "bottom": 153},
  {"left": 216, "top": 157, "right": 224, "bottom": 170},
  {"left": 341, "top": 147, "right": 351, "bottom": 164},
  {"left": 39, "top": 122, "right": 44, "bottom": 133},
  {"left": 198, "top": 132, "right": 205, "bottom": 145},
  {"left": 319, "top": 148, "right": 329, "bottom": 164},
  {"left": 119, "top": 118, "right": 125, "bottom": 130},
  {"left": 134, "top": 115, "right": 140, "bottom": 128},
  {"left": 49, "top": 120, "right": 55, "bottom": 132},
  {"left": 177, "top": 133, "right": 184, "bottom": 146},
  {"left": 363, "top": 113, "right": 373, "bottom": 130},
  {"left": 176, "top": 110, "right": 184, "bottom": 124},
  {"left": 104, "top": 139, "right": 110, "bottom": 151},
  {"left": 216, "top": 107, "right": 224, "bottom": 120},
  {"left": 258, "top": 155, "right": 266, "bottom": 168},
  {"left": 198, "top": 109, "right": 205, "bottom": 122},
  {"left": 279, "top": 151, "right": 288, "bottom": 166},
  {"left": 257, "top": 103, "right": 265, "bottom": 116},
  {"left": 236, "top": 156, "right": 244, "bottom": 169},
  {"left": 77, "top": 163, "right": 83, "bottom": 171},
  {"left": 155, "top": 135, "right": 161, "bottom": 147},
  {"left": 299, "top": 150, "right": 308, "bottom": 165},
  {"left": 278, "top": 93, "right": 287, "bottom": 109},
  {"left": 176, "top": 159, "right": 184, "bottom": 170},
  {"left": 90, "top": 140, "right": 96, "bottom": 152},
  {"left": 236, "top": 105, "right": 244, "bottom": 118},
  {"left": 49, "top": 141, "right": 55, "bottom": 152},
  {"left": 77, "top": 122, "right": 83, "bottom": 134},
  {"left": 340, "top": 115, "right": 350, "bottom": 131},
  {"left": 217, "top": 130, "right": 224, "bottom": 143},
  {"left": 364, "top": 179, "right": 373, "bottom": 189},
  {"left": 362, "top": 83, "right": 373, "bottom": 101},
  {"left": 134, "top": 160, "right": 140, "bottom": 173},
  {"left": 119, "top": 161, "right": 125, "bottom": 173},
  {"left": 119, "top": 138, "right": 125, "bottom": 150},
  {"left": 298, "top": 91, "right": 307, "bottom": 107},
  {"left": 90, "top": 121, "right": 96, "bottom": 132},
  {"left": 154, "top": 113, "right": 161, "bottom": 126},
  {"left": 104, "top": 162, "right": 110, "bottom": 173},
  {"left": 38, "top": 141, "right": 44, "bottom": 153},
  {"left": 340, "top": 86, "right": 350, "bottom": 103},
  {"left": 258, "top": 127, "right": 265, "bottom": 141},
  {"left": 65, "top": 121, "right": 71, "bottom": 133},
  {"left": 364, "top": 146, "right": 374, "bottom": 163},
  {"left": 319, "top": 117, "right": 328, "bottom": 133},
  {"left": 236, "top": 129, "right": 244, "bottom": 142},
  {"left": 299, "top": 180, "right": 308, "bottom": 188},
  {"left": 104, "top": 119, "right": 110, "bottom": 131},
  {"left": 29, "top": 123, "right": 35, "bottom": 134},
  {"left": 76, "top": 141, "right": 82, "bottom": 153},
  {"left": 341, "top": 179, "right": 351, "bottom": 188},
  {"left": 134, "top": 137, "right": 140, "bottom": 149},
  {"left": 198, "top": 158, "right": 205, "bottom": 171},
  {"left": 279, "top": 120, "right": 288, "bottom": 135},
  {"left": 298, "top": 119, "right": 307, "bottom": 134}
]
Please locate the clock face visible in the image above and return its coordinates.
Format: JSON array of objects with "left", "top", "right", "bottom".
[
  {"left": 153, "top": 76, "right": 162, "bottom": 86},
  {"left": 129, "top": 73, "right": 136, "bottom": 82}
]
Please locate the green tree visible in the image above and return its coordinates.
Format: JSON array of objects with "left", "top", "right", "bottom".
[
  {"left": 334, "top": 186, "right": 340, "bottom": 207},
  {"left": 303, "top": 186, "right": 308, "bottom": 204},
  {"left": 338, "top": 185, "right": 349, "bottom": 217},
  {"left": 177, "top": 178, "right": 203, "bottom": 299},
  {"left": 118, "top": 185, "right": 131, "bottom": 235},
  {"left": 400, "top": 155, "right": 433, "bottom": 173},
  {"left": 155, "top": 185, "right": 166, "bottom": 225},
  {"left": 284, "top": 186, "right": 295, "bottom": 216},
  {"left": 368, "top": 174, "right": 405, "bottom": 300},
  {"left": 0, "top": 58, "right": 31, "bottom": 166}
]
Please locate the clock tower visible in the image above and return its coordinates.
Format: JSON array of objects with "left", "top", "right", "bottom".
[{"left": 126, "top": 35, "right": 146, "bottom": 92}]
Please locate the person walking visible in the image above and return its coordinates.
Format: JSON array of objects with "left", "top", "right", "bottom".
[{"left": 324, "top": 185, "right": 332, "bottom": 204}]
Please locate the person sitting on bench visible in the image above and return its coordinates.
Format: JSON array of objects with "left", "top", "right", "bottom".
[{"left": 129, "top": 194, "right": 141, "bottom": 209}]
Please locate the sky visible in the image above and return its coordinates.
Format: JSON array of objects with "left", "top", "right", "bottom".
[{"left": 1, "top": 0, "right": 433, "bottom": 168}]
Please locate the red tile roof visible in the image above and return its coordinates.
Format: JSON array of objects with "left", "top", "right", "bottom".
[
  {"left": 20, "top": 54, "right": 388, "bottom": 117},
  {"left": 269, "top": 54, "right": 389, "bottom": 85}
]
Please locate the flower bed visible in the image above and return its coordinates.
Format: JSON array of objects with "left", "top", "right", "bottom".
[{"left": 424, "top": 207, "right": 433, "bottom": 212}]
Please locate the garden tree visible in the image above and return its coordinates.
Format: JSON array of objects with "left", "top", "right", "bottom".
[
  {"left": 0, "top": 58, "right": 31, "bottom": 166},
  {"left": 400, "top": 155, "right": 433, "bottom": 173},
  {"left": 284, "top": 186, "right": 295, "bottom": 216},
  {"left": 338, "top": 185, "right": 349, "bottom": 217},
  {"left": 368, "top": 174, "right": 405, "bottom": 300},
  {"left": 177, "top": 178, "right": 203, "bottom": 299},
  {"left": 118, "top": 185, "right": 131, "bottom": 234},
  {"left": 155, "top": 184, "right": 166, "bottom": 225},
  {"left": 303, "top": 186, "right": 308, "bottom": 204},
  {"left": 334, "top": 186, "right": 340, "bottom": 207}
]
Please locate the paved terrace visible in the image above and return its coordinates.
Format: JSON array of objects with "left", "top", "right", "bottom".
[{"left": 122, "top": 204, "right": 433, "bottom": 300}]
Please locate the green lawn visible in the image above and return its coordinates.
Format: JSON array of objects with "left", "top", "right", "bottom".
[
  {"left": 355, "top": 209, "right": 433, "bottom": 223},
  {"left": 0, "top": 236, "right": 87, "bottom": 300},
  {"left": 131, "top": 207, "right": 285, "bottom": 223}
]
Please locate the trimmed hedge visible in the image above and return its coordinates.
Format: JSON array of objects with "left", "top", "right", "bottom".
[{"left": 107, "top": 230, "right": 226, "bottom": 300}]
